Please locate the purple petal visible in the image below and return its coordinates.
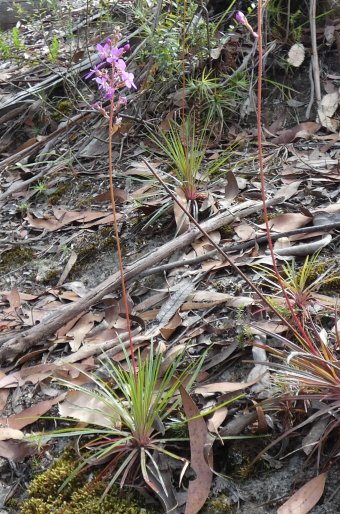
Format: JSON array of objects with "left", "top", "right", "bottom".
[{"left": 235, "top": 11, "right": 247, "bottom": 26}]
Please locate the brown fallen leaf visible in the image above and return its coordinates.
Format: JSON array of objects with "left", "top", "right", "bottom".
[
  {"left": 234, "top": 222, "right": 256, "bottom": 241},
  {"left": 6, "top": 287, "right": 21, "bottom": 313},
  {"left": 0, "top": 393, "right": 66, "bottom": 429},
  {"left": 59, "top": 390, "right": 121, "bottom": 428},
  {"left": 207, "top": 407, "right": 228, "bottom": 435},
  {"left": 160, "top": 312, "right": 183, "bottom": 340},
  {"left": 174, "top": 187, "right": 190, "bottom": 234},
  {"left": 25, "top": 207, "right": 119, "bottom": 231},
  {"left": 194, "top": 376, "right": 261, "bottom": 395},
  {"left": 318, "top": 90, "right": 339, "bottom": 132},
  {"left": 66, "top": 312, "right": 100, "bottom": 352},
  {"left": 260, "top": 212, "right": 311, "bottom": 232},
  {"left": 0, "top": 439, "right": 37, "bottom": 461},
  {"left": 0, "top": 370, "right": 12, "bottom": 413},
  {"left": 0, "top": 428, "right": 24, "bottom": 441},
  {"left": 191, "top": 232, "right": 221, "bottom": 257},
  {"left": 277, "top": 473, "right": 327, "bottom": 514},
  {"left": 180, "top": 386, "right": 212, "bottom": 514},
  {"left": 182, "top": 291, "right": 254, "bottom": 310},
  {"left": 272, "top": 122, "right": 320, "bottom": 144}
]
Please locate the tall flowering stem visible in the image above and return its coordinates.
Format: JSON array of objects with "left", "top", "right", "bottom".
[
  {"left": 255, "top": 2, "right": 318, "bottom": 356},
  {"left": 86, "top": 34, "right": 138, "bottom": 377}
]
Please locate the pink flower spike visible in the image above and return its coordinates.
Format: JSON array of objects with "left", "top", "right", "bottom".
[
  {"left": 235, "top": 11, "right": 247, "bottom": 26},
  {"left": 123, "top": 43, "right": 130, "bottom": 52},
  {"left": 93, "top": 101, "right": 109, "bottom": 118}
]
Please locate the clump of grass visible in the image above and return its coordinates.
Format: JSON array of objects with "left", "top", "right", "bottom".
[
  {"left": 254, "top": 252, "right": 339, "bottom": 321},
  {"left": 148, "top": 113, "right": 235, "bottom": 202},
  {"left": 29, "top": 345, "right": 204, "bottom": 496}
]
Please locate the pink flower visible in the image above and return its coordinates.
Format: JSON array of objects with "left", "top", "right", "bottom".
[
  {"left": 106, "top": 47, "right": 125, "bottom": 63},
  {"left": 104, "top": 86, "right": 116, "bottom": 99},
  {"left": 121, "top": 71, "right": 136, "bottom": 89},
  {"left": 235, "top": 11, "right": 247, "bottom": 26},
  {"left": 96, "top": 42, "right": 112, "bottom": 60},
  {"left": 235, "top": 10, "right": 258, "bottom": 38},
  {"left": 115, "top": 59, "right": 126, "bottom": 72}
]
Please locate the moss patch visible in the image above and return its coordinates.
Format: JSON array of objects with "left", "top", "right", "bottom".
[
  {"left": 0, "top": 246, "right": 34, "bottom": 273},
  {"left": 18, "top": 450, "right": 156, "bottom": 514}
]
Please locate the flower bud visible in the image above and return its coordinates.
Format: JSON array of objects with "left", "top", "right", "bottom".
[{"left": 235, "top": 11, "right": 247, "bottom": 26}]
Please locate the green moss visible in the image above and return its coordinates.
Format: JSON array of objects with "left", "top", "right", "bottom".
[
  {"left": 205, "top": 495, "right": 234, "bottom": 514},
  {"left": 52, "top": 99, "right": 73, "bottom": 121},
  {"left": 0, "top": 246, "right": 34, "bottom": 273},
  {"left": 19, "top": 450, "right": 156, "bottom": 514},
  {"left": 48, "top": 182, "right": 72, "bottom": 205},
  {"left": 71, "top": 231, "right": 116, "bottom": 275},
  {"left": 219, "top": 225, "right": 235, "bottom": 238}
]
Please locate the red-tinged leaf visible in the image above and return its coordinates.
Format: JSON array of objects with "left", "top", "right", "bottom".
[
  {"left": 0, "top": 393, "right": 66, "bottom": 429},
  {"left": 277, "top": 473, "right": 327, "bottom": 514},
  {"left": 180, "top": 386, "right": 212, "bottom": 514}
]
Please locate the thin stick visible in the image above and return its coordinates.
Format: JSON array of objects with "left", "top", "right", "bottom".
[
  {"left": 309, "top": 0, "right": 322, "bottom": 103},
  {"left": 140, "top": 157, "right": 301, "bottom": 340},
  {"left": 143, "top": 222, "right": 340, "bottom": 277}
]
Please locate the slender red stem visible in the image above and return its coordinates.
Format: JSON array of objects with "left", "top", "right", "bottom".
[
  {"left": 108, "top": 73, "right": 137, "bottom": 378},
  {"left": 256, "top": 1, "right": 317, "bottom": 356}
]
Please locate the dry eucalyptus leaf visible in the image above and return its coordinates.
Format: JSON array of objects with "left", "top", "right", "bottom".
[
  {"left": 317, "top": 90, "right": 340, "bottom": 132},
  {"left": 277, "top": 473, "right": 327, "bottom": 514},
  {"left": 59, "top": 390, "right": 121, "bottom": 428},
  {"left": 324, "top": 25, "right": 335, "bottom": 45},
  {"left": 287, "top": 43, "right": 305, "bottom": 67},
  {"left": 0, "top": 428, "right": 24, "bottom": 441}
]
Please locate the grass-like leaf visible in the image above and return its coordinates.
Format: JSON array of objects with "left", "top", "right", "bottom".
[{"left": 28, "top": 344, "right": 205, "bottom": 495}]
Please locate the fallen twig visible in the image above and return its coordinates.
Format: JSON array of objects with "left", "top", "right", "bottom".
[
  {"left": 0, "top": 112, "right": 90, "bottom": 172},
  {"left": 143, "top": 222, "right": 340, "bottom": 276},
  {"left": 0, "top": 198, "right": 282, "bottom": 363}
]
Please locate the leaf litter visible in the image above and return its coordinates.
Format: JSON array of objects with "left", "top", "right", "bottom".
[{"left": 0, "top": 2, "right": 339, "bottom": 513}]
